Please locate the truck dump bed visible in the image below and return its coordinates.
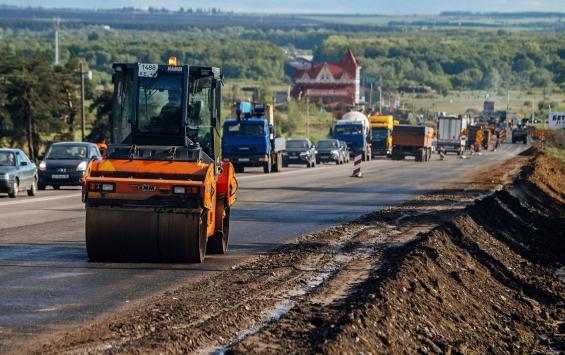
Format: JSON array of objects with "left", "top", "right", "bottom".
[{"left": 392, "top": 125, "right": 434, "bottom": 148}]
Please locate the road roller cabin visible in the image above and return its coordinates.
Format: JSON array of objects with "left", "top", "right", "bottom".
[{"left": 82, "top": 59, "right": 237, "bottom": 263}]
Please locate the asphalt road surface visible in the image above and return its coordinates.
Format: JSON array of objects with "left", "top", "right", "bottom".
[{"left": 0, "top": 143, "right": 528, "bottom": 349}]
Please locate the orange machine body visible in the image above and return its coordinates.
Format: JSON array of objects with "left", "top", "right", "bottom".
[{"left": 84, "top": 159, "right": 237, "bottom": 240}]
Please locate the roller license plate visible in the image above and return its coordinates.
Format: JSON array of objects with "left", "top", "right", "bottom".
[{"left": 51, "top": 174, "right": 69, "bottom": 179}]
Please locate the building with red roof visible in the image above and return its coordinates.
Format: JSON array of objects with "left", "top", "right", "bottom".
[{"left": 291, "top": 49, "right": 361, "bottom": 116}]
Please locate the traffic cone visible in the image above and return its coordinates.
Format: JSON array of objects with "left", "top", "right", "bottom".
[{"left": 351, "top": 152, "right": 362, "bottom": 177}]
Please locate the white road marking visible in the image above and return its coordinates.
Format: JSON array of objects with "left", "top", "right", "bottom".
[{"left": 0, "top": 193, "right": 81, "bottom": 206}]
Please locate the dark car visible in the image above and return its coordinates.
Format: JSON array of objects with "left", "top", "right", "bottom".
[
  {"left": 339, "top": 140, "right": 351, "bottom": 163},
  {"left": 283, "top": 138, "right": 317, "bottom": 168},
  {"left": 38, "top": 142, "right": 101, "bottom": 190},
  {"left": 316, "top": 139, "right": 343, "bottom": 165},
  {"left": 0, "top": 149, "right": 38, "bottom": 198}
]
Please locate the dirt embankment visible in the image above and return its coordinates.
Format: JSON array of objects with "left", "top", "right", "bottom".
[{"left": 233, "top": 148, "right": 565, "bottom": 354}]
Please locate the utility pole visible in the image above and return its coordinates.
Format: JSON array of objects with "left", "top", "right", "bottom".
[
  {"left": 54, "top": 17, "right": 60, "bottom": 66},
  {"left": 378, "top": 86, "right": 382, "bottom": 114},
  {"left": 506, "top": 89, "right": 510, "bottom": 112},
  {"left": 306, "top": 96, "right": 310, "bottom": 139},
  {"left": 368, "top": 82, "right": 373, "bottom": 112},
  {"left": 79, "top": 63, "right": 92, "bottom": 142},
  {"left": 80, "top": 62, "right": 85, "bottom": 141}
]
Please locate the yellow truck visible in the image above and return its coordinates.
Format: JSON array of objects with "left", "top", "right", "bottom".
[{"left": 369, "top": 114, "right": 395, "bottom": 158}]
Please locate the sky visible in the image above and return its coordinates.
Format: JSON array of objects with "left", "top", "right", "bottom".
[{"left": 1, "top": 0, "right": 565, "bottom": 14}]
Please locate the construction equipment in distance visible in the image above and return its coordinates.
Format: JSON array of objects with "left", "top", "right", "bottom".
[
  {"left": 222, "top": 102, "right": 285, "bottom": 174},
  {"left": 391, "top": 125, "right": 435, "bottom": 162},
  {"left": 333, "top": 111, "right": 372, "bottom": 161},
  {"left": 437, "top": 114, "right": 468, "bottom": 155},
  {"left": 82, "top": 59, "right": 237, "bottom": 262},
  {"left": 369, "top": 114, "right": 395, "bottom": 158},
  {"left": 512, "top": 118, "right": 530, "bottom": 144}
]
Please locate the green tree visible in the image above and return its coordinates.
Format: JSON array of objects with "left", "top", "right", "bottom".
[{"left": 87, "top": 89, "right": 113, "bottom": 142}]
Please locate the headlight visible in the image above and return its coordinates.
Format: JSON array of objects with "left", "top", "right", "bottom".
[
  {"left": 39, "top": 161, "right": 47, "bottom": 171},
  {"left": 0, "top": 173, "right": 8, "bottom": 180},
  {"left": 299, "top": 152, "right": 309, "bottom": 157},
  {"left": 331, "top": 150, "right": 340, "bottom": 156},
  {"left": 77, "top": 161, "right": 88, "bottom": 171}
]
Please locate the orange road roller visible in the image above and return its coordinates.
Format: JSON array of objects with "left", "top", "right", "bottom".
[{"left": 82, "top": 60, "right": 237, "bottom": 262}]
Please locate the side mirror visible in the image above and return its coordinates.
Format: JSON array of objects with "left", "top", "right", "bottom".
[
  {"left": 20, "top": 161, "right": 28, "bottom": 166},
  {"left": 38, "top": 155, "right": 45, "bottom": 161}
]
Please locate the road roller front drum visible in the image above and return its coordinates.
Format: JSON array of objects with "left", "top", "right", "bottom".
[{"left": 85, "top": 205, "right": 208, "bottom": 263}]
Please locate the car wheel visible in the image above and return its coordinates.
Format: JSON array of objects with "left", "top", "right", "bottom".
[
  {"left": 27, "top": 178, "right": 38, "bottom": 196},
  {"left": 38, "top": 184, "right": 46, "bottom": 190},
  {"left": 53, "top": 186, "right": 61, "bottom": 190},
  {"left": 8, "top": 180, "right": 18, "bottom": 198}
]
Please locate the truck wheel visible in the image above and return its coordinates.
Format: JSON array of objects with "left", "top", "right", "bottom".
[
  {"left": 273, "top": 153, "right": 282, "bottom": 172},
  {"left": 282, "top": 159, "right": 288, "bottom": 168},
  {"left": 263, "top": 156, "right": 272, "bottom": 174},
  {"left": 207, "top": 207, "right": 230, "bottom": 254},
  {"left": 415, "top": 150, "right": 421, "bottom": 162}
]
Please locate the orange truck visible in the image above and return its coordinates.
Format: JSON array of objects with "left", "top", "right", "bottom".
[
  {"left": 391, "top": 125, "right": 435, "bottom": 162},
  {"left": 82, "top": 59, "right": 237, "bottom": 263}
]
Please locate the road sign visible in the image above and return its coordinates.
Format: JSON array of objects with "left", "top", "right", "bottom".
[{"left": 548, "top": 112, "right": 565, "bottom": 129}]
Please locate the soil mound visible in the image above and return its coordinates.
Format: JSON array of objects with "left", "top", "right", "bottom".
[{"left": 319, "top": 150, "right": 565, "bottom": 354}]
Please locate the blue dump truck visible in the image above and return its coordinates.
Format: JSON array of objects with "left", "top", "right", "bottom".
[
  {"left": 222, "top": 102, "right": 286, "bottom": 173},
  {"left": 332, "top": 111, "right": 372, "bottom": 161}
]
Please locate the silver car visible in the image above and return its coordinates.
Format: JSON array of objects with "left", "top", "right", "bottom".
[{"left": 0, "top": 149, "right": 38, "bottom": 198}]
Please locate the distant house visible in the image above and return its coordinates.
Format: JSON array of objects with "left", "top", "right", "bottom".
[
  {"left": 291, "top": 49, "right": 361, "bottom": 116},
  {"left": 284, "top": 55, "right": 313, "bottom": 81}
]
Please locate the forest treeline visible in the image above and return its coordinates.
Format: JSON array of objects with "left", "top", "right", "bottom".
[
  {"left": 314, "top": 31, "right": 565, "bottom": 94},
  {"left": 2, "top": 28, "right": 564, "bottom": 93}
]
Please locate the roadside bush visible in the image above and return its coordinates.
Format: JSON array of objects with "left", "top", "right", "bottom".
[{"left": 547, "top": 129, "right": 565, "bottom": 149}]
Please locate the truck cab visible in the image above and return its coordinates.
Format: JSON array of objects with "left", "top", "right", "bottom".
[
  {"left": 369, "top": 114, "right": 394, "bottom": 157},
  {"left": 221, "top": 102, "right": 285, "bottom": 174}
]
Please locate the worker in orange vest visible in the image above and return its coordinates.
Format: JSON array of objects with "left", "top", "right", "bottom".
[{"left": 96, "top": 138, "right": 108, "bottom": 159}]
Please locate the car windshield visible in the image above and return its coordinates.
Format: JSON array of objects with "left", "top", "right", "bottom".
[
  {"left": 225, "top": 122, "right": 265, "bottom": 136},
  {"left": 287, "top": 140, "right": 308, "bottom": 149},
  {"left": 317, "top": 140, "right": 338, "bottom": 149},
  {"left": 0, "top": 151, "right": 16, "bottom": 166},
  {"left": 335, "top": 125, "right": 363, "bottom": 135},
  {"left": 46, "top": 145, "right": 88, "bottom": 160}
]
